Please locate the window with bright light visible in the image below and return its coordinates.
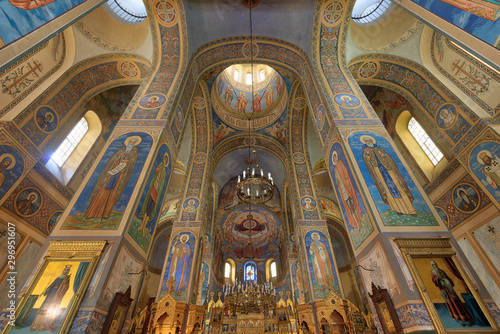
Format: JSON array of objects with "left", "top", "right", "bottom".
[
  {"left": 224, "top": 262, "right": 231, "bottom": 279},
  {"left": 259, "top": 70, "right": 265, "bottom": 82},
  {"left": 234, "top": 69, "right": 239, "bottom": 81},
  {"left": 270, "top": 261, "right": 277, "bottom": 278},
  {"left": 51, "top": 118, "right": 89, "bottom": 167},
  {"left": 408, "top": 117, "right": 443, "bottom": 165},
  {"left": 106, "top": 0, "right": 147, "bottom": 23},
  {"left": 246, "top": 73, "right": 252, "bottom": 85}
]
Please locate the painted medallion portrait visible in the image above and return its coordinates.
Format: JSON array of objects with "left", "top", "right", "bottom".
[
  {"left": 15, "top": 188, "right": 42, "bottom": 217},
  {"left": 301, "top": 196, "right": 316, "bottom": 211},
  {"left": 47, "top": 211, "right": 63, "bottom": 234},
  {"left": 183, "top": 198, "right": 199, "bottom": 212},
  {"left": 334, "top": 94, "right": 360, "bottom": 108},
  {"left": 139, "top": 93, "right": 166, "bottom": 109},
  {"left": 436, "top": 103, "right": 457, "bottom": 129},
  {"left": 35, "top": 106, "right": 58, "bottom": 132},
  {"left": 452, "top": 183, "right": 480, "bottom": 213},
  {"left": 434, "top": 206, "right": 449, "bottom": 225}
]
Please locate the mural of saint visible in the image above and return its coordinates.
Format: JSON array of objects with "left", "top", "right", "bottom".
[
  {"left": 264, "top": 85, "right": 274, "bottom": 107},
  {"left": 309, "top": 232, "right": 335, "bottom": 287},
  {"left": 454, "top": 186, "right": 479, "bottom": 212},
  {"left": 224, "top": 85, "right": 234, "bottom": 106},
  {"left": 36, "top": 111, "right": 55, "bottom": 131},
  {"left": 430, "top": 261, "right": 473, "bottom": 326},
  {"left": 361, "top": 135, "right": 416, "bottom": 216},
  {"left": 244, "top": 262, "right": 256, "bottom": 283},
  {"left": 252, "top": 92, "right": 262, "bottom": 113},
  {"left": 17, "top": 192, "right": 38, "bottom": 215},
  {"left": 0, "top": 154, "right": 15, "bottom": 190},
  {"left": 30, "top": 265, "right": 71, "bottom": 332},
  {"left": 235, "top": 92, "right": 248, "bottom": 112},
  {"left": 438, "top": 105, "right": 457, "bottom": 128},
  {"left": 142, "top": 96, "right": 160, "bottom": 108},
  {"left": 477, "top": 150, "right": 500, "bottom": 189},
  {"left": 331, "top": 150, "right": 362, "bottom": 231},
  {"left": 168, "top": 234, "right": 191, "bottom": 293},
  {"left": 84, "top": 136, "right": 139, "bottom": 219},
  {"left": 138, "top": 153, "right": 169, "bottom": 236}
]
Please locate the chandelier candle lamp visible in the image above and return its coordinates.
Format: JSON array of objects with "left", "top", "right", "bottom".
[
  {"left": 223, "top": 278, "right": 277, "bottom": 314},
  {"left": 237, "top": 150, "right": 274, "bottom": 204}
]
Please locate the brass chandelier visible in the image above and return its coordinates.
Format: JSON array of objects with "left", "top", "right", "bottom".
[
  {"left": 223, "top": 278, "right": 277, "bottom": 314},
  {"left": 236, "top": 150, "right": 274, "bottom": 204}
]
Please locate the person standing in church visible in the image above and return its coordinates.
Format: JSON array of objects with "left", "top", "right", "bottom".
[
  {"left": 361, "top": 135, "right": 417, "bottom": 216},
  {"left": 84, "top": 136, "right": 139, "bottom": 219}
]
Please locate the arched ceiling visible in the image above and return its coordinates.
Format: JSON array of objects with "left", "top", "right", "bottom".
[
  {"left": 183, "top": 0, "right": 316, "bottom": 59},
  {"left": 213, "top": 147, "right": 286, "bottom": 195}
]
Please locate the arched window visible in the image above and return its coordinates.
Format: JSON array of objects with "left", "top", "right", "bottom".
[
  {"left": 234, "top": 69, "right": 239, "bottom": 81},
  {"left": 407, "top": 117, "right": 444, "bottom": 165},
  {"left": 50, "top": 117, "right": 89, "bottom": 167},
  {"left": 46, "top": 111, "right": 101, "bottom": 185},
  {"left": 225, "top": 258, "right": 236, "bottom": 283},
  {"left": 270, "top": 261, "right": 277, "bottom": 278},
  {"left": 259, "top": 69, "right": 265, "bottom": 82},
  {"left": 395, "top": 110, "right": 448, "bottom": 182},
  {"left": 265, "top": 258, "right": 277, "bottom": 282},
  {"left": 244, "top": 261, "right": 257, "bottom": 284}
]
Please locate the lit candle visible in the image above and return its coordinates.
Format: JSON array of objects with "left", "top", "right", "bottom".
[
  {"left": 238, "top": 175, "right": 241, "bottom": 183},
  {"left": 243, "top": 170, "right": 246, "bottom": 178},
  {"left": 252, "top": 168, "right": 255, "bottom": 176}
]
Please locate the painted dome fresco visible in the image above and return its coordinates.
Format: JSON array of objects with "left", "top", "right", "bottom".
[{"left": 212, "top": 64, "right": 287, "bottom": 130}]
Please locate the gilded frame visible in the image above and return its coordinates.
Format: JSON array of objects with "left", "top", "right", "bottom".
[
  {"left": 395, "top": 238, "right": 500, "bottom": 334},
  {"left": 2, "top": 241, "right": 106, "bottom": 334}
]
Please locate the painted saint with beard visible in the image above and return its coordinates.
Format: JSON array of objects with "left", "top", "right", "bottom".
[
  {"left": 361, "top": 135, "right": 416, "bottom": 216},
  {"left": 84, "top": 136, "right": 140, "bottom": 219}
]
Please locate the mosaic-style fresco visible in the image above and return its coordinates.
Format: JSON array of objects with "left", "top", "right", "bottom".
[
  {"left": 348, "top": 131, "right": 439, "bottom": 226},
  {"left": 368, "top": 87, "right": 412, "bottom": 136},
  {"left": 216, "top": 70, "right": 283, "bottom": 115},
  {"left": 0, "top": 0, "right": 84, "bottom": 48},
  {"left": 160, "top": 232, "right": 196, "bottom": 301},
  {"left": 260, "top": 112, "right": 287, "bottom": 145},
  {"left": 158, "top": 197, "right": 180, "bottom": 221},
  {"left": 318, "top": 197, "right": 342, "bottom": 219},
  {"left": 213, "top": 115, "right": 236, "bottom": 144},
  {"left": 470, "top": 141, "right": 500, "bottom": 204},
  {"left": 15, "top": 188, "right": 42, "bottom": 216},
  {"left": 64, "top": 132, "right": 153, "bottom": 230},
  {"left": 84, "top": 85, "right": 139, "bottom": 140},
  {"left": 433, "top": 174, "right": 491, "bottom": 229},
  {"left": 69, "top": 310, "right": 107, "bottom": 334},
  {"left": 304, "top": 230, "right": 340, "bottom": 298},
  {"left": 128, "top": 144, "right": 172, "bottom": 253},
  {"left": 329, "top": 142, "right": 372, "bottom": 249},
  {"left": 220, "top": 207, "right": 279, "bottom": 259},
  {"left": 47, "top": 211, "right": 62, "bottom": 234},
  {"left": 0, "top": 145, "right": 24, "bottom": 202},
  {"left": 411, "top": 0, "right": 500, "bottom": 49}
]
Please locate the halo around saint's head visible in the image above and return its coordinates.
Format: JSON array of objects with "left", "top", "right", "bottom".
[
  {"left": 311, "top": 232, "right": 320, "bottom": 241},
  {"left": 477, "top": 150, "right": 492, "bottom": 165},
  {"left": 360, "top": 135, "right": 376, "bottom": 144},
  {"left": 331, "top": 150, "right": 338, "bottom": 165},
  {"left": 0, "top": 153, "right": 16, "bottom": 169},
  {"left": 27, "top": 192, "right": 38, "bottom": 203},
  {"left": 124, "top": 136, "right": 142, "bottom": 146},
  {"left": 180, "top": 234, "right": 189, "bottom": 242}
]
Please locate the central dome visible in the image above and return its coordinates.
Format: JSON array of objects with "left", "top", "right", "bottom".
[{"left": 212, "top": 64, "right": 287, "bottom": 130}]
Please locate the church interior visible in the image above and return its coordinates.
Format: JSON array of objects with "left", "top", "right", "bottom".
[{"left": 0, "top": 0, "right": 500, "bottom": 333}]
